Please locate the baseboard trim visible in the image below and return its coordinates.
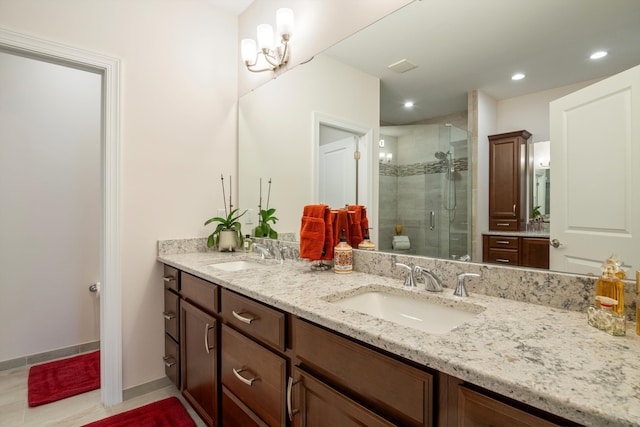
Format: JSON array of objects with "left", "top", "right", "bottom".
[
  {"left": 0, "top": 340, "right": 100, "bottom": 372},
  {"left": 123, "top": 377, "right": 172, "bottom": 401}
]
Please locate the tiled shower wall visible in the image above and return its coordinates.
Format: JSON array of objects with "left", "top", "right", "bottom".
[{"left": 379, "top": 125, "right": 470, "bottom": 259}]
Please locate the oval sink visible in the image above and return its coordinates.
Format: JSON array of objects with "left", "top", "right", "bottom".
[
  {"left": 208, "top": 260, "right": 265, "bottom": 272},
  {"left": 331, "top": 288, "right": 483, "bottom": 334}
]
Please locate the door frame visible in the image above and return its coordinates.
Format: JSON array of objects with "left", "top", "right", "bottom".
[
  {"left": 312, "top": 111, "right": 374, "bottom": 216},
  {"left": 0, "top": 27, "right": 122, "bottom": 405}
]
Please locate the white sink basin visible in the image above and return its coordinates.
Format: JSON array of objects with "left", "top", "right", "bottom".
[
  {"left": 331, "top": 288, "right": 483, "bottom": 334},
  {"left": 208, "top": 260, "right": 265, "bottom": 272}
]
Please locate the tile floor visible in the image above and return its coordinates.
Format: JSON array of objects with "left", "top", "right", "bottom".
[{"left": 0, "top": 357, "right": 205, "bottom": 427}]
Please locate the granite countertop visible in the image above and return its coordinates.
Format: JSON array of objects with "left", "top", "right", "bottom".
[
  {"left": 484, "top": 230, "right": 551, "bottom": 238},
  {"left": 158, "top": 250, "right": 640, "bottom": 427}
]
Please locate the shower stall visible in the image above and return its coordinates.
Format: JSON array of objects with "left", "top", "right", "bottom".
[{"left": 378, "top": 123, "right": 471, "bottom": 259}]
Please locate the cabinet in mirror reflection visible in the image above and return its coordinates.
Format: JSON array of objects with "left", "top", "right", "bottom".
[{"left": 378, "top": 124, "right": 471, "bottom": 260}]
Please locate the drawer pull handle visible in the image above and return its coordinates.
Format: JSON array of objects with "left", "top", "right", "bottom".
[
  {"left": 496, "top": 240, "right": 510, "bottom": 245},
  {"left": 162, "top": 311, "right": 175, "bottom": 320},
  {"left": 496, "top": 223, "right": 509, "bottom": 227},
  {"left": 204, "top": 323, "right": 214, "bottom": 354},
  {"left": 232, "top": 310, "right": 255, "bottom": 325},
  {"left": 162, "top": 356, "right": 176, "bottom": 368},
  {"left": 496, "top": 258, "right": 511, "bottom": 263},
  {"left": 512, "top": 204, "right": 516, "bottom": 215},
  {"left": 163, "top": 276, "right": 175, "bottom": 283},
  {"left": 287, "top": 376, "right": 300, "bottom": 421},
  {"left": 233, "top": 368, "right": 256, "bottom": 386}
]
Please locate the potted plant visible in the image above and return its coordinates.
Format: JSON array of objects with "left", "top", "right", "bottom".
[
  {"left": 254, "top": 208, "right": 279, "bottom": 239},
  {"left": 204, "top": 175, "right": 247, "bottom": 251}
]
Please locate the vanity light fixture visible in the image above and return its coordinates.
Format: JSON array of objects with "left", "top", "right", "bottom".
[
  {"left": 241, "top": 8, "right": 294, "bottom": 73},
  {"left": 590, "top": 50, "right": 608, "bottom": 60},
  {"left": 379, "top": 139, "right": 385, "bottom": 147},
  {"left": 386, "top": 153, "right": 393, "bottom": 163},
  {"left": 511, "top": 73, "right": 525, "bottom": 81}
]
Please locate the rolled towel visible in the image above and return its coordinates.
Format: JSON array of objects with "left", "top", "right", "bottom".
[{"left": 392, "top": 235, "right": 410, "bottom": 250}]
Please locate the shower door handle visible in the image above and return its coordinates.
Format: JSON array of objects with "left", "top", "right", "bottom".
[{"left": 430, "top": 211, "right": 435, "bottom": 230}]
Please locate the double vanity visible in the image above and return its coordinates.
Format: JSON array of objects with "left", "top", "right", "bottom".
[{"left": 158, "top": 238, "right": 639, "bottom": 427}]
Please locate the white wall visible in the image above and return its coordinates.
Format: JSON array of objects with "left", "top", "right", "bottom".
[
  {"left": 496, "top": 79, "right": 600, "bottom": 141},
  {"left": 0, "top": 51, "right": 101, "bottom": 361},
  {"left": 238, "top": 53, "right": 379, "bottom": 238},
  {"left": 0, "top": 0, "right": 238, "bottom": 389},
  {"left": 238, "top": 0, "right": 412, "bottom": 96}
]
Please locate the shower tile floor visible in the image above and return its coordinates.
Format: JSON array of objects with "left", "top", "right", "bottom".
[{"left": 0, "top": 358, "right": 205, "bottom": 426}]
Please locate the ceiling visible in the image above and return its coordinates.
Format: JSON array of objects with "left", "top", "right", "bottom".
[
  {"left": 324, "top": 0, "right": 640, "bottom": 125},
  {"left": 206, "top": 0, "right": 253, "bottom": 15}
]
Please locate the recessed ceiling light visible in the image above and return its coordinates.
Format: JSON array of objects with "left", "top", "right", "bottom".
[
  {"left": 590, "top": 50, "right": 608, "bottom": 60},
  {"left": 404, "top": 101, "right": 414, "bottom": 108},
  {"left": 511, "top": 73, "right": 525, "bottom": 81}
]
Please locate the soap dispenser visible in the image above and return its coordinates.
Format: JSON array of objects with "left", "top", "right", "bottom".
[
  {"left": 334, "top": 228, "right": 352, "bottom": 274},
  {"left": 358, "top": 228, "right": 375, "bottom": 251}
]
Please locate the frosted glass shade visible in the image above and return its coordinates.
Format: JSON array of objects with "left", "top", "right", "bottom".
[
  {"left": 276, "top": 8, "right": 294, "bottom": 38},
  {"left": 257, "top": 24, "right": 274, "bottom": 51},
  {"left": 241, "top": 39, "right": 256, "bottom": 63}
]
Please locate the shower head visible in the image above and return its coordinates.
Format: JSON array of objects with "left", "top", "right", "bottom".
[{"left": 434, "top": 151, "right": 448, "bottom": 160}]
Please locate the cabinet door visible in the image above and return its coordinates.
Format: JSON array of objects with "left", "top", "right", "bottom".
[
  {"left": 181, "top": 299, "right": 218, "bottom": 427},
  {"left": 290, "top": 367, "right": 395, "bottom": 427},
  {"left": 520, "top": 237, "right": 550, "bottom": 269},
  {"left": 457, "top": 386, "right": 564, "bottom": 427},
  {"left": 489, "top": 131, "right": 530, "bottom": 231}
]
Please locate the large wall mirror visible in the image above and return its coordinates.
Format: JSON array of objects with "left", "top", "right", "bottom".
[{"left": 238, "top": 0, "right": 640, "bottom": 275}]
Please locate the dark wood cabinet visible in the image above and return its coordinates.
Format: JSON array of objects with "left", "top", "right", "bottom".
[
  {"left": 520, "top": 237, "right": 550, "bottom": 269},
  {"left": 181, "top": 299, "right": 218, "bottom": 427},
  {"left": 293, "top": 317, "right": 433, "bottom": 427},
  {"left": 162, "top": 264, "right": 577, "bottom": 427},
  {"left": 162, "top": 265, "right": 180, "bottom": 388},
  {"left": 482, "top": 234, "right": 549, "bottom": 269},
  {"left": 291, "top": 366, "right": 395, "bottom": 427},
  {"left": 488, "top": 130, "right": 531, "bottom": 231},
  {"left": 221, "top": 324, "right": 287, "bottom": 426}
]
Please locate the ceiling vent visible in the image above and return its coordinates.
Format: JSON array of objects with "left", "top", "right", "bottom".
[{"left": 387, "top": 59, "right": 418, "bottom": 73}]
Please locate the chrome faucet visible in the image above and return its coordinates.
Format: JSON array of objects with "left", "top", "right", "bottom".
[
  {"left": 454, "top": 273, "right": 480, "bottom": 297},
  {"left": 392, "top": 257, "right": 416, "bottom": 287},
  {"left": 252, "top": 243, "right": 274, "bottom": 260},
  {"left": 414, "top": 266, "right": 444, "bottom": 292}
]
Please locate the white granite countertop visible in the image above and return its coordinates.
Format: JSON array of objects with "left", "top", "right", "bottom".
[
  {"left": 158, "top": 250, "right": 640, "bottom": 427},
  {"left": 484, "top": 230, "right": 551, "bottom": 238}
]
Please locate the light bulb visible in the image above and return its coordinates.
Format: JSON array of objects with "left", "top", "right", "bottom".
[
  {"left": 276, "top": 8, "right": 294, "bottom": 40},
  {"left": 257, "top": 24, "right": 274, "bottom": 51},
  {"left": 241, "top": 39, "right": 256, "bottom": 63}
]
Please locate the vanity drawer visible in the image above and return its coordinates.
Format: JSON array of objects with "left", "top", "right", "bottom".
[
  {"left": 163, "top": 288, "right": 179, "bottom": 341},
  {"left": 294, "top": 318, "right": 433, "bottom": 427},
  {"left": 163, "top": 334, "right": 179, "bottom": 388},
  {"left": 489, "top": 219, "right": 518, "bottom": 231},
  {"left": 163, "top": 265, "right": 180, "bottom": 292},
  {"left": 487, "top": 236, "right": 519, "bottom": 249},
  {"left": 181, "top": 272, "right": 219, "bottom": 315},
  {"left": 221, "top": 288, "right": 286, "bottom": 352},
  {"left": 486, "top": 248, "right": 519, "bottom": 265},
  {"left": 221, "top": 325, "right": 287, "bottom": 427}
]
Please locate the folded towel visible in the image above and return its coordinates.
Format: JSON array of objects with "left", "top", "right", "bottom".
[
  {"left": 392, "top": 235, "right": 411, "bottom": 250},
  {"left": 347, "top": 205, "right": 364, "bottom": 248},
  {"left": 300, "top": 205, "right": 333, "bottom": 261}
]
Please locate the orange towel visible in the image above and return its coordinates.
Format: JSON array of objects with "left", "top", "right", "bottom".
[
  {"left": 300, "top": 205, "right": 333, "bottom": 261},
  {"left": 347, "top": 205, "right": 365, "bottom": 248},
  {"left": 332, "top": 209, "right": 352, "bottom": 248}
]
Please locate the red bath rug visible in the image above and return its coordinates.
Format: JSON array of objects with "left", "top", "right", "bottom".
[
  {"left": 28, "top": 350, "right": 100, "bottom": 407},
  {"left": 82, "top": 396, "right": 196, "bottom": 427}
]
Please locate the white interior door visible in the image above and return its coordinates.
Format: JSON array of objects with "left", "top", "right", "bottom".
[
  {"left": 549, "top": 64, "right": 640, "bottom": 275},
  {"left": 319, "top": 136, "right": 357, "bottom": 208}
]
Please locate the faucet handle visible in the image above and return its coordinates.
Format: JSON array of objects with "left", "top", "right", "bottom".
[{"left": 454, "top": 273, "right": 480, "bottom": 297}]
